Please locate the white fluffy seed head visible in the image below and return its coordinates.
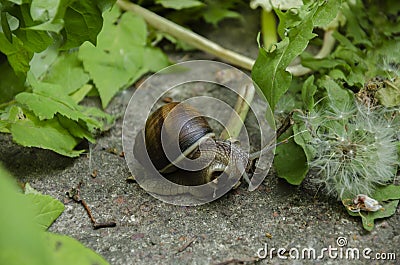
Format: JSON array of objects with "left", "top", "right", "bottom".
[{"left": 303, "top": 101, "right": 399, "bottom": 199}]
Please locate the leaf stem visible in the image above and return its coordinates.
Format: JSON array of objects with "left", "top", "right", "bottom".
[{"left": 117, "top": 0, "right": 254, "bottom": 70}]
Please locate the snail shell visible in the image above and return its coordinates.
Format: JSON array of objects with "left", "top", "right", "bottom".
[{"left": 137, "top": 102, "right": 250, "bottom": 186}]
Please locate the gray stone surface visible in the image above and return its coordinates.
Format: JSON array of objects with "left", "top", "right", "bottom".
[{"left": 1, "top": 6, "right": 399, "bottom": 265}]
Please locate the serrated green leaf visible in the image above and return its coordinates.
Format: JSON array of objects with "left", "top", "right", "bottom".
[
  {"left": 274, "top": 129, "right": 308, "bottom": 185},
  {"left": 58, "top": 115, "right": 95, "bottom": 142},
  {"left": 45, "top": 233, "right": 109, "bottom": 265},
  {"left": 25, "top": 193, "right": 64, "bottom": 231},
  {"left": 16, "top": 90, "right": 78, "bottom": 120},
  {"left": 10, "top": 113, "right": 83, "bottom": 157},
  {"left": 43, "top": 52, "right": 90, "bottom": 94},
  {"left": 253, "top": 0, "right": 334, "bottom": 111},
  {"left": 156, "top": 0, "right": 204, "bottom": 10},
  {"left": 78, "top": 9, "right": 149, "bottom": 107}
]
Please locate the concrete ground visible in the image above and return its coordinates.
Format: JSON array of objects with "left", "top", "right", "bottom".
[{"left": 0, "top": 6, "right": 399, "bottom": 265}]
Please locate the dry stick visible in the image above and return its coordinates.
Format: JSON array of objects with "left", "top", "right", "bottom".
[
  {"left": 67, "top": 183, "right": 116, "bottom": 230},
  {"left": 117, "top": 0, "right": 336, "bottom": 75},
  {"left": 176, "top": 237, "right": 197, "bottom": 253}
]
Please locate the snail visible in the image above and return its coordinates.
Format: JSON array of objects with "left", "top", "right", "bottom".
[{"left": 133, "top": 102, "right": 265, "bottom": 187}]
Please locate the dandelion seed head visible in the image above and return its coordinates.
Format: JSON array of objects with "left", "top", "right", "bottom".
[{"left": 301, "top": 100, "right": 399, "bottom": 199}]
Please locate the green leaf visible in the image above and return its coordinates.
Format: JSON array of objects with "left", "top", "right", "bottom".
[
  {"left": 253, "top": 0, "right": 330, "bottom": 110},
  {"left": 0, "top": 166, "right": 53, "bottom": 265},
  {"left": 274, "top": 129, "right": 308, "bottom": 185},
  {"left": 202, "top": 0, "right": 242, "bottom": 26},
  {"left": 203, "top": 7, "right": 240, "bottom": 26},
  {"left": 29, "top": 43, "right": 60, "bottom": 79},
  {"left": 0, "top": 32, "right": 32, "bottom": 74},
  {"left": 13, "top": 4, "right": 53, "bottom": 52},
  {"left": 61, "top": 0, "right": 105, "bottom": 50},
  {"left": 78, "top": 9, "right": 150, "bottom": 107},
  {"left": 10, "top": 112, "right": 83, "bottom": 157},
  {"left": 143, "top": 47, "right": 170, "bottom": 72},
  {"left": 346, "top": 200, "right": 399, "bottom": 231},
  {"left": 30, "top": 0, "right": 64, "bottom": 22},
  {"left": 45, "top": 233, "right": 109, "bottom": 265},
  {"left": 156, "top": 0, "right": 204, "bottom": 10},
  {"left": 70, "top": 84, "right": 93, "bottom": 103},
  {"left": 375, "top": 78, "right": 400, "bottom": 107},
  {"left": 343, "top": 185, "right": 400, "bottom": 231},
  {"left": 320, "top": 76, "right": 354, "bottom": 110},
  {"left": 43, "top": 52, "right": 90, "bottom": 94},
  {"left": 0, "top": 61, "right": 26, "bottom": 104},
  {"left": 301, "top": 75, "right": 317, "bottom": 111},
  {"left": 58, "top": 115, "right": 95, "bottom": 143},
  {"left": 25, "top": 193, "right": 65, "bottom": 231},
  {"left": 0, "top": 166, "right": 110, "bottom": 265},
  {"left": 1, "top": 11, "right": 13, "bottom": 43},
  {"left": 372, "top": 184, "right": 400, "bottom": 201}
]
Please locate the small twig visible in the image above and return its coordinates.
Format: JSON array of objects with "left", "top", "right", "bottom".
[
  {"left": 80, "top": 199, "right": 97, "bottom": 225},
  {"left": 213, "top": 257, "right": 259, "bottom": 265},
  {"left": 66, "top": 183, "right": 116, "bottom": 230},
  {"left": 176, "top": 237, "right": 197, "bottom": 253}
]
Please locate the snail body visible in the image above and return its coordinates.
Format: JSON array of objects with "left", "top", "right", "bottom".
[{"left": 137, "top": 102, "right": 251, "bottom": 186}]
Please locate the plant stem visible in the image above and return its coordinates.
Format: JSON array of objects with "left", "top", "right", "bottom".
[
  {"left": 117, "top": 0, "right": 254, "bottom": 70},
  {"left": 219, "top": 83, "right": 255, "bottom": 140},
  {"left": 0, "top": 99, "right": 16, "bottom": 109},
  {"left": 117, "top": 0, "right": 336, "bottom": 75},
  {"left": 261, "top": 9, "right": 277, "bottom": 49}
]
